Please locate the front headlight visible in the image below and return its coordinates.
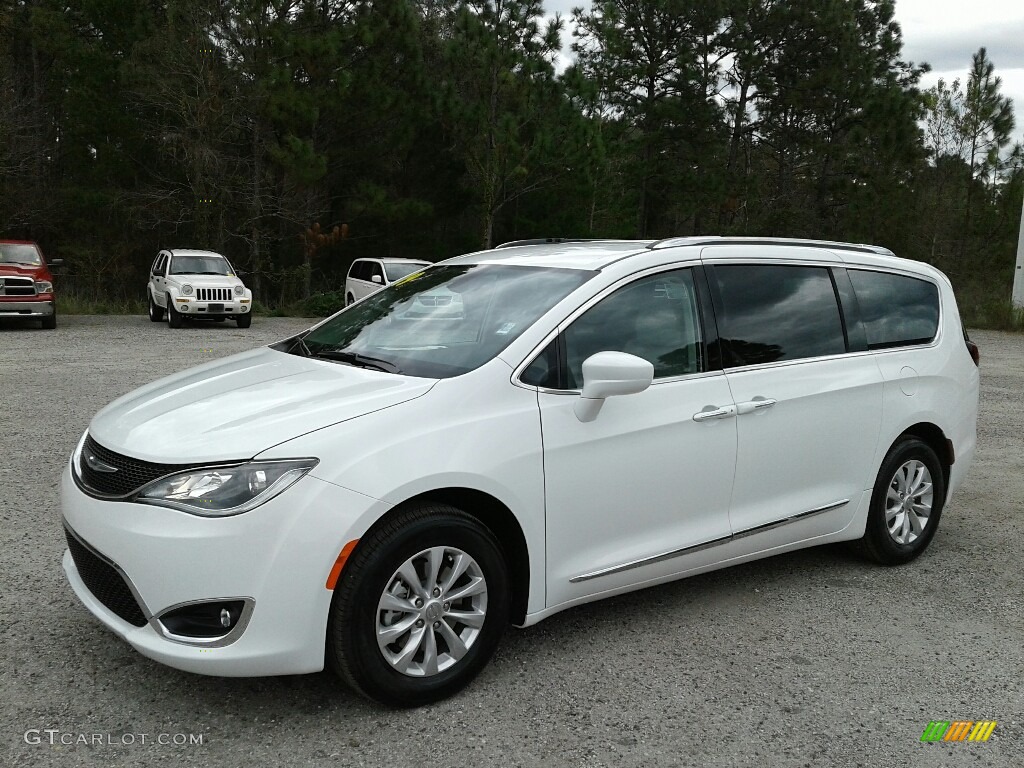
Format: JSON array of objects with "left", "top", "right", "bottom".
[
  {"left": 233, "top": 284, "right": 244, "bottom": 296},
  {"left": 181, "top": 284, "right": 194, "bottom": 296},
  {"left": 35, "top": 280, "right": 54, "bottom": 294},
  {"left": 135, "top": 459, "right": 318, "bottom": 517}
]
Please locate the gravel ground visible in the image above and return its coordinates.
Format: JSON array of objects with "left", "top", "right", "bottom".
[{"left": 1, "top": 315, "right": 1021, "bottom": 767}]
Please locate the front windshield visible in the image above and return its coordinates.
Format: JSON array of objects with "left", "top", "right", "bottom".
[
  {"left": 383, "top": 261, "right": 430, "bottom": 282},
  {"left": 301, "top": 264, "right": 594, "bottom": 378},
  {"left": 170, "top": 255, "right": 233, "bottom": 275},
  {"left": 0, "top": 243, "right": 42, "bottom": 265}
]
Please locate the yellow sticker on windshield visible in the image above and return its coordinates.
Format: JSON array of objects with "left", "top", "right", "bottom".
[{"left": 393, "top": 270, "right": 425, "bottom": 287}]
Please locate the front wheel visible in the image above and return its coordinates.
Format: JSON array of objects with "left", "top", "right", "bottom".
[
  {"left": 41, "top": 309, "right": 57, "bottom": 329},
  {"left": 148, "top": 292, "right": 164, "bottom": 322},
  {"left": 327, "top": 504, "right": 509, "bottom": 706},
  {"left": 236, "top": 313, "right": 252, "bottom": 328},
  {"left": 166, "top": 294, "right": 183, "bottom": 328},
  {"left": 856, "top": 437, "right": 946, "bottom": 565}
]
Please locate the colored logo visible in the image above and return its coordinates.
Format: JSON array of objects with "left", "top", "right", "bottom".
[{"left": 921, "top": 721, "right": 996, "bottom": 742}]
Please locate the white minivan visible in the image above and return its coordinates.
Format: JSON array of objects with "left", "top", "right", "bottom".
[
  {"left": 344, "top": 257, "right": 430, "bottom": 305},
  {"left": 62, "top": 237, "right": 979, "bottom": 706}
]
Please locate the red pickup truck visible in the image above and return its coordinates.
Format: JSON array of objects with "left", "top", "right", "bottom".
[{"left": 0, "top": 240, "right": 62, "bottom": 329}]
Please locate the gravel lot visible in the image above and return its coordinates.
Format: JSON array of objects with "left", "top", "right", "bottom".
[{"left": 1, "top": 315, "right": 1021, "bottom": 767}]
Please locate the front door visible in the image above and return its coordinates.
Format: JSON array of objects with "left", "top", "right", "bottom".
[{"left": 538, "top": 267, "right": 738, "bottom": 608}]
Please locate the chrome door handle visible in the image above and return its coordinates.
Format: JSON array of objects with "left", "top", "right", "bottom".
[
  {"left": 736, "top": 397, "right": 777, "bottom": 415},
  {"left": 693, "top": 405, "right": 737, "bottom": 422}
]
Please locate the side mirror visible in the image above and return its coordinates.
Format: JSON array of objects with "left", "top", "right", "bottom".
[
  {"left": 48, "top": 258, "right": 64, "bottom": 267},
  {"left": 235, "top": 269, "right": 247, "bottom": 276},
  {"left": 371, "top": 274, "right": 383, "bottom": 284},
  {"left": 574, "top": 351, "right": 654, "bottom": 422}
]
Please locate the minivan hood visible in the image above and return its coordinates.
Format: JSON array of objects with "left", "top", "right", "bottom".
[{"left": 89, "top": 347, "right": 435, "bottom": 463}]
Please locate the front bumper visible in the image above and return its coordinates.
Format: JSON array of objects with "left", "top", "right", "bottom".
[
  {"left": 60, "top": 464, "right": 382, "bottom": 677},
  {"left": 175, "top": 298, "right": 250, "bottom": 317},
  {"left": 0, "top": 299, "right": 54, "bottom": 317}
]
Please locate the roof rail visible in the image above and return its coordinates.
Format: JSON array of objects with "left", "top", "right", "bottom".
[
  {"left": 649, "top": 236, "right": 894, "bottom": 257},
  {"left": 494, "top": 238, "right": 606, "bottom": 249}
]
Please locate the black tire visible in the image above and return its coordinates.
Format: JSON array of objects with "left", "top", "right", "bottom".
[
  {"left": 41, "top": 309, "right": 57, "bottom": 329},
  {"left": 327, "top": 504, "right": 509, "bottom": 707},
  {"left": 148, "top": 292, "right": 164, "bottom": 322},
  {"left": 236, "top": 313, "right": 252, "bottom": 328},
  {"left": 346, "top": 293, "right": 355, "bottom": 306},
  {"left": 856, "top": 437, "right": 946, "bottom": 565},
  {"left": 166, "top": 294, "right": 183, "bottom": 328}
]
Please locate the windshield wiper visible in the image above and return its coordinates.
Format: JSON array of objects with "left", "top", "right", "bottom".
[{"left": 313, "top": 350, "right": 402, "bottom": 374}]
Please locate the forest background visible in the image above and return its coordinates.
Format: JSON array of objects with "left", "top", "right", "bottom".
[{"left": 2, "top": 0, "right": 1022, "bottom": 325}]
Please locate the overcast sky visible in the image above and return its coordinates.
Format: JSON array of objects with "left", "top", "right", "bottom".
[{"left": 544, "top": 0, "right": 1024, "bottom": 145}]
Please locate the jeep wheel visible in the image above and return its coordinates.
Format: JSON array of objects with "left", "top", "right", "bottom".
[
  {"left": 166, "top": 294, "right": 183, "bottom": 328},
  {"left": 236, "top": 313, "right": 252, "bottom": 328},
  {"left": 148, "top": 292, "right": 164, "bottom": 322}
]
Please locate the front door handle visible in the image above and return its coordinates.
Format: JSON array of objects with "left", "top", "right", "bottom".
[
  {"left": 736, "top": 397, "right": 777, "bottom": 415},
  {"left": 693, "top": 405, "right": 737, "bottom": 422}
]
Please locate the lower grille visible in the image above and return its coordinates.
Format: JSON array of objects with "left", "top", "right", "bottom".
[
  {"left": 197, "top": 287, "right": 232, "bottom": 301},
  {"left": 65, "top": 528, "right": 148, "bottom": 627}
]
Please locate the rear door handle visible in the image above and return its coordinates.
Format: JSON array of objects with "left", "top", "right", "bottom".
[
  {"left": 736, "top": 397, "right": 777, "bottom": 415},
  {"left": 693, "top": 405, "right": 737, "bottom": 422}
]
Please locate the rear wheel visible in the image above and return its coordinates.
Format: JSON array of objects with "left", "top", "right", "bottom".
[
  {"left": 166, "top": 294, "right": 183, "bottom": 328},
  {"left": 346, "top": 293, "right": 355, "bottom": 307},
  {"left": 327, "top": 504, "right": 509, "bottom": 707},
  {"left": 236, "top": 313, "right": 252, "bottom": 328},
  {"left": 148, "top": 292, "right": 164, "bottom": 322},
  {"left": 856, "top": 437, "right": 945, "bottom": 565}
]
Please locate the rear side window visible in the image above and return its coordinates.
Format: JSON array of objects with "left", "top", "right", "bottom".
[
  {"left": 712, "top": 265, "right": 846, "bottom": 367},
  {"left": 849, "top": 270, "right": 939, "bottom": 349},
  {"left": 349, "top": 260, "right": 369, "bottom": 280}
]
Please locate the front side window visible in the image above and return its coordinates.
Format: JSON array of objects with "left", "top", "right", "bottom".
[
  {"left": 170, "top": 255, "right": 233, "bottom": 275},
  {"left": 849, "top": 269, "right": 939, "bottom": 349},
  {"left": 712, "top": 264, "right": 846, "bottom": 367},
  {"left": 528, "top": 269, "right": 703, "bottom": 389},
  {"left": 301, "top": 264, "right": 594, "bottom": 379}
]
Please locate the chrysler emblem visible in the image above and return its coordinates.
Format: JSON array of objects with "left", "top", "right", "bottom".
[{"left": 85, "top": 452, "right": 118, "bottom": 473}]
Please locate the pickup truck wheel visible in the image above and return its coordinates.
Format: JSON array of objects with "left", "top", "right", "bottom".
[
  {"left": 236, "top": 314, "right": 252, "bottom": 328},
  {"left": 41, "top": 310, "right": 57, "bottom": 329},
  {"left": 346, "top": 293, "right": 355, "bottom": 306},
  {"left": 148, "top": 292, "right": 164, "bottom": 322},
  {"left": 166, "top": 294, "right": 183, "bottom": 328}
]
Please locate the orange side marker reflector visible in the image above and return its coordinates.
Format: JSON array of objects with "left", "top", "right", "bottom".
[{"left": 326, "top": 540, "right": 359, "bottom": 590}]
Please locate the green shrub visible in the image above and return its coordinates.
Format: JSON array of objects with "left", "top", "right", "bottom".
[{"left": 297, "top": 291, "right": 347, "bottom": 317}]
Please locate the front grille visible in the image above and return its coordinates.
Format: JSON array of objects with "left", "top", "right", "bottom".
[
  {"left": 197, "top": 287, "right": 232, "bottom": 301},
  {"left": 65, "top": 527, "right": 147, "bottom": 627},
  {"left": 79, "top": 435, "right": 191, "bottom": 497},
  {"left": 0, "top": 276, "right": 36, "bottom": 296}
]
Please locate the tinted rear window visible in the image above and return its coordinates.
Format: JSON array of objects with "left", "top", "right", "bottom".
[
  {"left": 712, "top": 265, "right": 846, "bottom": 366},
  {"left": 849, "top": 270, "right": 939, "bottom": 349}
]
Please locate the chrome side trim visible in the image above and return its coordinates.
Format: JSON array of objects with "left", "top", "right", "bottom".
[
  {"left": 732, "top": 498, "right": 850, "bottom": 541},
  {"left": 152, "top": 597, "right": 256, "bottom": 648},
  {"left": 568, "top": 499, "right": 850, "bottom": 583},
  {"left": 568, "top": 534, "right": 732, "bottom": 583}
]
